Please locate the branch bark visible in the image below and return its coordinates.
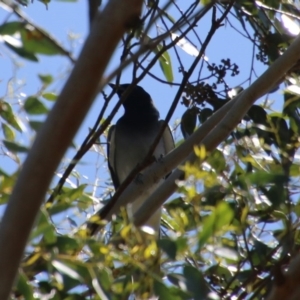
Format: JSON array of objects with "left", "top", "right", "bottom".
[{"left": 0, "top": 0, "right": 143, "bottom": 299}]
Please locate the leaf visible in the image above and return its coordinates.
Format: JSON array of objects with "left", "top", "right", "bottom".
[
  {"left": 3, "top": 140, "right": 28, "bottom": 153},
  {"left": 24, "top": 96, "right": 48, "bottom": 115},
  {"left": 181, "top": 107, "right": 198, "bottom": 139},
  {"left": 153, "top": 281, "right": 183, "bottom": 300},
  {"left": 31, "top": 209, "right": 56, "bottom": 244},
  {"left": 16, "top": 272, "right": 35, "bottom": 300},
  {"left": 183, "top": 266, "right": 209, "bottom": 299},
  {"left": 38, "top": 74, "right": 53, "bottom": 85},
  {"left": 171, "top": 33, "right": 200, "bottom": 57},
  {"left": 158, "top": 239, "right": 177, "bottom": 260},
  {"left": 244, "top": 171, "right": 287, "bottom": 186},
  {"left": 248, "top": 105, "right": 267, "bottom": 124},
  {"left": 198, "top": 202, "right": 234, "bottom": 248},
  {"left": 0, "top": 101, "right": 23, "bottom": 132},
  {"left": 206, "top": 149, "right": 226, "bottom": 173},
  {"left": 29, "top": 121, "right": 44, "bottom": 132},
  {"left": 50, "top": 236, "right": 80, "bottom": 254},
  {"left": 262, "top": 184, "right": 285, "bottom": 208},
  {"left": 281, "top": 14, "right": 300, "bottom": 36},
  {"left": 0, "top": 21, "right": 23, "bottom": 35},
  {"left": 52, "top": 260, "right": 83, "bottom": 281},
  {"left": 154, "top": 44, "right": 173, "bottom": 83},
  {"left": 4, "top": 39, "right": 38, "bottom": 62},
  {"left": 42, "top": 92, "right": 57, "bottom": 101},
  {"left": 2, "top": 123, "right": 15, "bottom": 140},
  {"left": 21, "top": 25, "right": 66, "bottom": 56}
]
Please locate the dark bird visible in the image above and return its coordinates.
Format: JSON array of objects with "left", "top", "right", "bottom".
[{"left": 103, "top": 83, "right": 175, "bottom": 235}]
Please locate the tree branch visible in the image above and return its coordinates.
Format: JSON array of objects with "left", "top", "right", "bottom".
[{"left": 0, "top": 0, "right": 143, "bottom": 299}]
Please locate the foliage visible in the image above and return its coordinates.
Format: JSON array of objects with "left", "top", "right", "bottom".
[{"left": 1, "top": 0, "right": 300, "bottom": 299}]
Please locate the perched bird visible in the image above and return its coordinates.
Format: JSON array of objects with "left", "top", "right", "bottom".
[{"left": 105, "top": 83, "right": 175, "bottom": 235}]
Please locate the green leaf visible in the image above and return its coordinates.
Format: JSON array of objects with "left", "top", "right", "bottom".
[
  {"left": 52, "top": 236, "right": 81, "bottom": 254},
  {"left": 198, "top": 202, "right": 234, "bottom": 248},
  {"left": 31, "top": 210, "right": 57, "bottom": 244},
  {"left": 21, "top": 26, "right": 66, "bottom": 56},
  {"left": 263, "top": 184, "right": 285, "bottom": 208},
  {"left": 153, "top": 281, "right": 183, "bottom": 300},
  {"left": 38, "top": 74, "right": 54, "bottom": 85},
  {"left": 24, "top": 96, "right": 48, "bottom": 115},
  {"left": 3, "top": 140, "right": 28, "bottom": 153},
  {"left": 0, "top": 101, "right": 23, "bottom": 132},
  {"left": 183, "top": 266, "right": 209, "bottom": 299},
  {"left": 16, "top": 272, "right": 35, "bottom": 300},
  {"left": 154, "top": 45, "right": 173, "bottom": 83},
  {"left": 29, "top": 121, "right": 44, "bottom": 132},
  {"left": 61, "top": 184, "right": 87, "bottom": 202},
  {"left": 2, "top": 123, "right": 15, "bottom": 140},
  {"left": 181, "top": 107, "right": 198, "bottom": 139},
  {"left": 48, "top": 202, "right": 72, "bottom": 216},
  {"left": 206, "top": 149, "right": 226, "bottom": 173},
  {"left": 4, "top": 40, "right": 38, "bottom": 62},
  {"left": 52, "top": 260, "right": 83, "bottom": 281},
  {"left": 158, "top": 239, "right": 177, "bottom": 260},
  {"left": 42, "top": 92, "right": 57, "bottom": 101},
  {"left": 0, "top": 21, "right": 23, "bottom": 35},
  {"left": 245, "top": 171, "right": 287, "bottom": 186}
]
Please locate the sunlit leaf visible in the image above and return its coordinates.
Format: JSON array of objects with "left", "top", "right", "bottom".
[
  {"left": 154, "top": 44, "right": 173, "bottom": 83},
  {"left": 281, "top": 14, "right": 300, "bottom": 36},
  {"left": 42, "top": 92, "right": 57, "bottom": 101},
  {"left": 198, "top": 202, "right": 234, "bottom": 248},
  {"left": 0, "top": 21, "right": 23, "bottom": 35},
  {"left": 0, "top": 101, "right": 23, "bottom": 132},
  {"left": 2, "top": 123, "right": 15, "bottom": 140},
  {"left": 24, "top": 96, "right": 48, "bottom": 115},
  {"left": 4, "top": 38, "right": 38, "bottom": 61},
  {"left": 171, "top": 33, "right": 200, "bottom": 57},
  {"left": 21, "top": 25, "right": 66, "bottom": 56},
  {"left": 38, "top": 74, "right": 54, "bottom": 85},
  {"left": 52, "top": 260, "right": 83, "bottom": 281}
]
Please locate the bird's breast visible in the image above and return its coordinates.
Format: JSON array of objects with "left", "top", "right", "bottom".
[{"left": 114, "top": 125, "right": 164, "bottom": 184}]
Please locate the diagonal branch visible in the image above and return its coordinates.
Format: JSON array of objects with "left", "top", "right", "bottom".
[{"left": 133, "top": 32, "right": 300, "bottom": 227}]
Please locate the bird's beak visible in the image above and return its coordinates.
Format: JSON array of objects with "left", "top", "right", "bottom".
[{"left": 109, "top": 83, "right": 127, "bottom": 96}]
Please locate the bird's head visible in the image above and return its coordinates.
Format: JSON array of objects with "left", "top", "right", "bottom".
[{"left": 109, "top": 83, "right": 156, "bottom": 113}]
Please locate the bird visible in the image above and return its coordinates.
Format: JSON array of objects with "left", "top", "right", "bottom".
[{"left": 104, "top": 83, "right": 175, "bottom": 235}]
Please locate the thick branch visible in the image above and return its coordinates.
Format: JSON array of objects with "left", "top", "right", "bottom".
[
  {"left": 0, "top": 1, "right": 143, "bottom": 299},
  {"left": 133, "top": 33, "right": 300, "bottom": 227}
]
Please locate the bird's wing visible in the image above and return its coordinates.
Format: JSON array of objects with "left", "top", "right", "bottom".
[
  {"left": 107, "top": 125, "right": 120, "bottom": 189},
  {"left": 157, "top": 120, "right": 175, "bottom": 179},
  {"left": 164, "top": 124, "right": 175, "bottom": 154}
]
